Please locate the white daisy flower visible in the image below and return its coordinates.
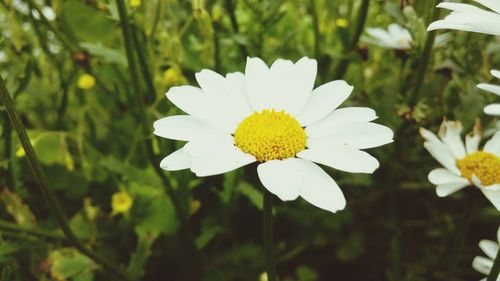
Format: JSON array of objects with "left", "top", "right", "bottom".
[
  {"left": 153, "top": 57, "right": 394, "bottom": 213},
  {"left": 364, "top": 23, "right": 413, "bottom": 50},
  {"left": 478, "top": 69, "right": 500, "bottom": 116},
  {"left": 420, "top": 121, "right": 500, "bottom": 211},
  {"left": 473, "top": 226, "right": 500, "bottom": 281},
  {"left": 427, "top": 1, "right": 500, "bottom": 36}
]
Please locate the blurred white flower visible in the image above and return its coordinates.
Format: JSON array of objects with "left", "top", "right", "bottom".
[
  {"left": 478, "top": 69, "right": 500, "bottom": 116},
  {"left": 154, "top": 57, "right": 394, "bottom": 213},
  {"left": 364, "top": 23, "right": 413, "bottom": 50},
  {"left": 427, "top": 1, "right": 500, "bottom": 36},
  {"left": 421, "top": 121, "right": 500, "bottom": 210},
  {"left": 473, "top": 226, "right": 500, "bottom": 281}
]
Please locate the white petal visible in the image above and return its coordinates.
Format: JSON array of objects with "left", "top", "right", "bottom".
[
  {"left": 225, "top": 72, "right": 253, "bottom": 113},
  {"left": 159, "top": 147, "right": 192, "bottom": 171},
  {"left": 485, "top": 104, "right": 500, "bottom": 116},
  {"left": 436, "top": 182, "right": 469, "bottom": 197},
  {"left": 153, "top": 115, "right": 226, "bottom": 141},
  {"left": 484, "top": 130, "right": 500, "bottom": 155},
  {"left": 473, "top": 256, "right": 493, "bottom": 275},
  {"left": 183, "top": 137, "right": 234, "bottom": 157},
  {"left": 257, "top": 158, "right": 346, "bottom": 212},
  {"left": 245, "top": 57, "right": 270, "bottom": 111},
  {"left": 466, "top": 133, "right": 481, "bottom": 154},
  {"left": 297, "top": 163, "right": 346, "bottom": 213},
  {"left": 296, "top": 80, "right": 353, "bottom": 126},
  {"left": 420, "top": 127, "right": 461, "bottom": 174},
  {"left": 307, "top": 122, "right": 393, "bottom": 149},
  {"left": 439, "top": 121, "right": 466, "bottom": 159},
  {"left": 497, "top": 226, "right": 500, "bottom": 244},
  {"left": 479, "top": 239, "right": 499, "bottom": 260},
  {"left": 280, "top": 57, "right": 317, "bottom": 115},
  {"left": 297, "top": 145, "right": 379, "bottom": 174},
  {"left": 305, "top": 107, "right": 378, "bottom": 138},
  {"left": 428, "top": 168, "right": 469, "bottom": 185},
  {"left": 479, "top": 185, "right": 500, "bottom": 211},
  {"left": 478, "top": 83, "right": 500, "bottom": 96},
  {"left": 195, "top": 69, "right": 251, "bottom": 128},
  {"left": 492, "top": 69, "right": 500, "bottom": 79},
  {"left": 256, "top": 159, "right": 302, "bottom": 201},
  {"left": 475, "top": 0, "right": 500, "bottom": 14},
  {"left": 190, "top": 144, "right": 255, "bottom": 177}
]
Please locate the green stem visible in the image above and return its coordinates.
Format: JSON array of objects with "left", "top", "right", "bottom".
[
  {"left": 131, "top": 24, "right": 157, "bottom": 102},
  {"left": 409, "top": 0, "right": 440, "bottom": 106},
  {"left": 0, "top": 220, "right": 67, "bottom": 241},
  {"left": 0, "top": 76, "right": 130, "bottom": 281},
  {"left": 224, "top": 0, "right": 248, "bottom": 58},
  {"left": 446, "top": 192, "right": 476, "bottom": 281},
  {"left": 487, "top": 247, "right": 500, "bottom": 281},
  {"left": 333, "top": 0, "right": 369, "bottom": 79},
  {"left": 310, "top": 0, "right": 320, "bottom": 59},
  {"left": 2, "top": 113, "right": 14, "bottom": 188},
  {"left": 25, "top": 0, "right": 79, "bottom": 53},
  {"left": 115, "top": 1, "right": 203, "bottom": 278},
  {"left": 263, "top": 189, "right": 277, "bottom": 281}
]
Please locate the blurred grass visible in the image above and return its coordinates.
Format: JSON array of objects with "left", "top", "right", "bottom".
[{"left": 0, "top": 0, "right": 499, "bottom": 280}]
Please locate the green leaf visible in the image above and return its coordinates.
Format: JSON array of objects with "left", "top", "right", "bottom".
[
  {"left": 49, "top": 248, "right": 97, "bottom": 281},
  {"left": 0, "top": 189, "right": 36, "bottom": 227},
  {"left": 61, "top": 0, "right": 115, "bottom": 43},
  {"left": 135, "top": 196, "right": 179, "bottom": 237},
  {"left": 237, "top": 181, "right": 263, "bottom": 210},
  {"left": 80, "top": 42, "right": 127, "bottom": 66},
  {"left": 0, "top": 242, "right": 21, "bottom": 263}
]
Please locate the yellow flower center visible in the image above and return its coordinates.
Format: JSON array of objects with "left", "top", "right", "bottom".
[
  {"left": 234, "top": 110, "right": 307, "bottom": 162},
  {"left": 456, "top": 151, "right": 500, "bottom": 186}
]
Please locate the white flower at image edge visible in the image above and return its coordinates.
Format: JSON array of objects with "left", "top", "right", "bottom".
[
  {"left": 364, "top": 23, "right": 413, "bottom": 50},
  {"left": 420, "top": 121, "right": 500, "bottom": 211},
  {"left": 473, "top": 226, "right": 500, "bottom": 281},
  {"left": 478, "top": 69, "right": 500, "bottom": 116},
  {"left": 153, "top": 57, "right": 394, "bottom": 213},
  {"left": 427, "top": 0, "right": 500, "bottom": 36}
]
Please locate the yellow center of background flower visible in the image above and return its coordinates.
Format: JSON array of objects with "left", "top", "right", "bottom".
[
  {"left": 234, "top": 110, "right": 306, "bottom": 162},
  {"left": 456, "top": 151, "right": 500, "bottom": 186}
]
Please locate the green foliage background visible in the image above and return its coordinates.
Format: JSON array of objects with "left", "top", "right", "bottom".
[{"left": 0, "top": 0, "right": 499, "bottom": 280}]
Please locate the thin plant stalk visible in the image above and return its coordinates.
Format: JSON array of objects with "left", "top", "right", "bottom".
[
  {"left": 409, "top": 0, "right": 440, "bottom": 106},
  {"left": 224, "top": 0, "right": 248, "bottom": 58},
  {"left": 0, "top": 220, "right": 67, "bottom": 241},
  {"left": 446, "top": 192, "right": 477, "bottom": 281},
  {"left": 263, "top": 189, "right": 277, "bottom": 281},
  {"left": 487, "top": 248, "right": 500, "bottom": 281},
  {"left": 333, "top": 0, "right": 369, "bottom": 79},
  {"left": 0, "top": 76, "right": 130, "bottom": 281},
  {"left": 115, "top": 1, "right": 204, "bottom": 278}
]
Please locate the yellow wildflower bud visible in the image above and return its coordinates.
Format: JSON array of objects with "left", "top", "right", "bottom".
[
  {"left": 335, "top": 18, "right": 348, "bottom": 28},
  {"left": 259, "top": 272, "right": 268, "bottom": 281},
  {"left": 163, "top": 68, "right": 184, "bottom": 87},
  {"left": 111, "top": 191, "right": 133, "bottom": 215},
  {"left": 77, "top": 74, "right": 96, "bottom": 90},
  {"left": 190, "top": 199, "right": 201, "bottom": 215},
  {"left": 130, "top": 0, "right": 141, "bottom": 8}
]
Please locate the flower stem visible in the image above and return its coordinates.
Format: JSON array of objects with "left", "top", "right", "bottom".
[
  {"left": 0, "top": 76, "right": 130, "bottom": 281},
  {"left": 263, "top": 189, "right": 277, "bottom": 281},
  {"left": 115, "top": 0, "right": 204, "bottom": 278},
  {"left": 0, "top": 220, "right": 67, "bottom": 241},
  {"left": 224, "top": 0, "right": 248, "bottom": 58},
  {"left": 333, "top": 0, "right": 369, "bottom": 79},
  {"left": 408, "top": 0, "right": 440, "bottom": 106},
  {"left": 487, "top": 247, "right": 500, "bottom": 281},
  {"left": 446, "top": 192, "right": 477, "bottom": 281}
]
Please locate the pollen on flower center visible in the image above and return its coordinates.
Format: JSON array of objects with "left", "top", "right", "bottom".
[
  {"left": 234, "top": 109, "right": 307, "bottom": 162},
  {"left": 456, "top": 151, "right": 500, "bottom": 186}
]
